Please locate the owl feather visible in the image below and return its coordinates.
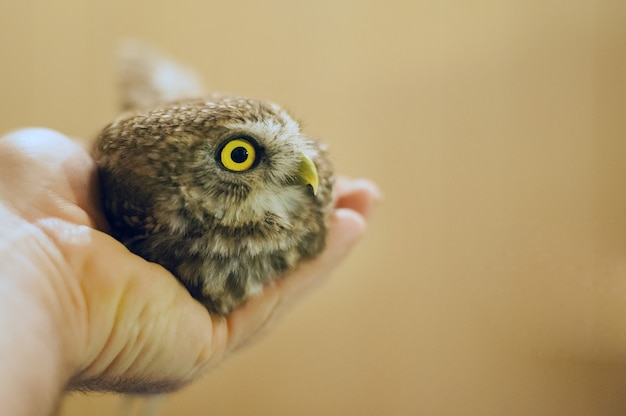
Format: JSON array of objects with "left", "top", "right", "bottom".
[{"left": 94, "top": 44, "right": 334, "bottom": 315}]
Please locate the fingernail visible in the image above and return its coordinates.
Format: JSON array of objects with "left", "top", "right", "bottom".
[{"left": 354, "top": 178, "right": 383, "bottom": 201}]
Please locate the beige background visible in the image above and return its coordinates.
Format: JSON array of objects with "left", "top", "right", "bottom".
[{"left": 1, "top": 1, "right": 625, "bottom": 415}]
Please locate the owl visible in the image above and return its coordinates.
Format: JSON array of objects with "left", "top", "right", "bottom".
[{"left": 93, "top": 45, "right": 334, "bottom": 315}]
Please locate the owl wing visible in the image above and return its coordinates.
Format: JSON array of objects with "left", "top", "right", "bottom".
[{"left": 99, "top": 170, "right": 160, "bottom": 247}]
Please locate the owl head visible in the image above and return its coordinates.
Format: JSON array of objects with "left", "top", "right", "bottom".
[{"left": 95, "top": 95, "right": 333, "bottom": 243}]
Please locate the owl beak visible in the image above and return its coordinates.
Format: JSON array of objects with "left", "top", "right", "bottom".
[{"left": 298, "top": 153, "right": 319, "bottom": 196}]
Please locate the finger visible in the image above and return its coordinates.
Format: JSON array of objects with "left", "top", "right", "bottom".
[{"left": 334, "top": 177, "right": 382, "bottom": 219}]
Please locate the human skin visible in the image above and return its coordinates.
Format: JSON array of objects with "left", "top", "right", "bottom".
[{"left": 0, "top": 128, "right": 380, "bottom": 416}]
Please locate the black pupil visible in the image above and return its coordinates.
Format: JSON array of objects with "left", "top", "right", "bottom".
[{"left": 231, "top": 146, "right": 249, "bottom": 163}]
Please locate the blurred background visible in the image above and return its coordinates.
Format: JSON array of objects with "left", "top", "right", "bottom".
[{"left": 1, "top": 0, "right": 625, "bottom": 415}]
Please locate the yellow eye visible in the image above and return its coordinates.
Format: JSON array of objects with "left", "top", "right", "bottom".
[{"left": 219, "top": 137, "right": 257, "bottom": 172}]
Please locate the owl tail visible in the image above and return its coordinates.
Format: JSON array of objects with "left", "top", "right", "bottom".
[{"left": 118, "top": 40, "right": 205, "bottom": 112}]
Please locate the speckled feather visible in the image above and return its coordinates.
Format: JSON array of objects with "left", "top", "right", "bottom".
[{"left": 94, "top": 93, "right": 334, "bottom": 314}]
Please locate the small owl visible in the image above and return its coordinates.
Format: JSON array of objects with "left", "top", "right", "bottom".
[{"left": 93, "top": 45, "right": 334, "bottom": 315}]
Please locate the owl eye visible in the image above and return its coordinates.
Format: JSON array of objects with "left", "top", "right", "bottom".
[{"left": 218, "top": 136, "right": 259, "bottom": 172}]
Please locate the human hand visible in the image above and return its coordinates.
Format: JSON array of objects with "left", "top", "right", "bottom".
[{"left": 0, "top": 128, "right": 379, "bottom": 415}]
